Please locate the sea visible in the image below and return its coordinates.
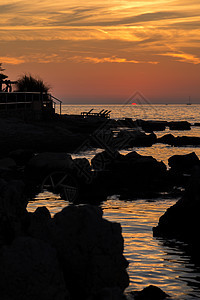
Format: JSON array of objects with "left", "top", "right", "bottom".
[{"left": 28, "top": 104, "right": 200, "bottom": 299}]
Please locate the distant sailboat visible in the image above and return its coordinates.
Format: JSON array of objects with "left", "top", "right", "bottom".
[{"left": 187, "top": 96, "right": 191, "bottom": 105}]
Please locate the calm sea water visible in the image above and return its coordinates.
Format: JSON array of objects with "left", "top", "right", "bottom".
[{"left": 28, "top": 104, "right": 200, "bottom": 299}]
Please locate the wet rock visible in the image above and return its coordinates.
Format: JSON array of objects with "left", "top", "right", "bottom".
[
  {"left": 0, "top": 236, "right": 69, "bottom": 300},
  {"left": 168, "top": 152, "right": 199, "bottom": 173},
  {"left": 168, "top": 121, "right": 191, "bottom": 130},
  {"left": 131, "top": 285, "right": 169, "bottom": 300},
  {"left": 37, "top": 205, "right": 129, "bottom": 299}
]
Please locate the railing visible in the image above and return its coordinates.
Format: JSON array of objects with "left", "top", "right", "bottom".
[
  {"left": 48, "top": 94, "right": 62, "bottom": 115},
  {"left": 0, "top": 92, "right": 62, "bottom": 115},
  {"left": 81, "top": 109, "right": 111, "bottom": 119}
]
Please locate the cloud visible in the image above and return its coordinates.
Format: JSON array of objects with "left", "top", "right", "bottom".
[
  {"left": 0, "top": 56, "right": 25, "bottom": 64},
  {"left": 0, "top": 0, "right": 200, "bottom": 67},
  {"left": 70, "top": 55, "right": 159, "bottom": 64},
  {"left": 161, "top": 51, "right": 200, "bottom": 64},
  {"left": 71, "top": 11, "right": 195, "bottom": 27}
]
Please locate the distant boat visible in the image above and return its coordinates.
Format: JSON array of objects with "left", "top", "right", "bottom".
[{"left": 187, "top": 96, "right": 192, "bottom": 105}]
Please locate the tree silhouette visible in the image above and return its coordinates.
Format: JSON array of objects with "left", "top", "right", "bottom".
[
  {"left": 0, "top": 63, "right": 8, "bottom": 81},
  {"left": 16, "top": 74, "right": 50, "bottom": 93}
]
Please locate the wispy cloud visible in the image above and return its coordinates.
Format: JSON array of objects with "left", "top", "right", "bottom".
[
  {"left": 70, "top": 55, "right": 159, "bottom": 64},
  {"left": 0, "top": 56, "right": 25, "bottom": 64},
  {"left": 161, "top": 51, "right": 200, "bottom": 64},
  {"left": 0, "top": 0, "right": 200, "bottom": 66}
]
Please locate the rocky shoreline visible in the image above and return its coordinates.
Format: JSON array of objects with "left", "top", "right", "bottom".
[{"left": 1, "top": 114, "right": 200, "bottom": 299}]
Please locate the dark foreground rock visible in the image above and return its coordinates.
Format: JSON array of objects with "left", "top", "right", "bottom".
[
  {"left": 129, "top": 285, "right": 170, "bottom": 300},
  {"left": 168, "top": 152, "right": 199, "bottom": 173},
  {"left": 153, "top": 167, "right": 200, "bottom": 262},
  {"left": 0, "top": 237, "right": 69, "bottom": 300},
  {"left": 0, "top": 117, "right": 87, "bottom": 154},
  {"left": 91, "top": 150, "right": 168, "bottom": 198},
  {"left": 30, "top": 205, "right": 129, "bottom": 299},
  {"left": 0, "top": 179, "right": 129, "bottom": 300}
]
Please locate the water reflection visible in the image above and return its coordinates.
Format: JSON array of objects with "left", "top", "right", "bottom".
[
  {"left": 102, "top": 198, "right": 200, "bottom": 300},
  {"left": 27, "top": 190, "right": 68, "bottom": 215},
  {"left": 27, "top": 192, "right": 200, "bottom": 299}
]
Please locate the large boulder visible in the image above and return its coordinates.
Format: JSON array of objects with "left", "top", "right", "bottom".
[
  {"left": 0, "top": 237, "right": 69, "bottom": 300},
  {"left": 32, "top": 205, "right": 129, "bottom": 299},
  {"left": 168, "top": 121, "right": 191, "bottom": 130},
  {"left": 91, "top": 150, "right": 167, "bottom": 197},
  {"left": 168, "top": 152, "right": 199, "bottom": 173},
  {"left": 91, "top": 150, "right": 123, "bottom": 171},
  {"left": 153, "top": 167, "right": 200, "bottom": 261}
]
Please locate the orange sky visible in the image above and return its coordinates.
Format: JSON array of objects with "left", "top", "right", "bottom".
[{"left": 0, "top": 0, "right": 200, "bottom": 103}]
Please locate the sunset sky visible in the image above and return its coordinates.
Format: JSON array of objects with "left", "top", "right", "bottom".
[{"left": 0, "top": 0, "right": 200, "bottom": 103}]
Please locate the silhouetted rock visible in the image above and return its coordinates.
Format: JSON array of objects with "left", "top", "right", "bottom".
[
  {"left": 168, "top": 152, "right": 199, "bottom": 173},
  {"left": 88, "top": 287, "right": 126, "bottom": 300},
  {"left": 91, "top": 150, "right": 168, "bottom": 198},
  {"left": 140, "top": 120, "right": 167, "bottom": 133},
  {"left": 91, "top": 150, "right": 123, "bottom": 171},
  {"left": 156, "top": 134, "right": 175, "bottom": 145},
  {"left": 153, "top": 167, "right": 200, "bottom": 261},
  {"left": 172, "top": 136, "right": 200, "bottom": 146},
  {"left": 0, "top": 157, "right": 16, "bottom": 169},
  {"left": 0, "top": 180, "right": 28, "bottom": 245},
  {"left": 0, "top": 237, "right": 69, "bottom": 300},
  {"left": 157, "top": 134, "right": 200, "bottom": 146},
  {"left": 0, "top": 117, "right": 86, "bottom": 154},
  {"left": 26, "top": 152, "right": 74, "bottom": 181},
  {"left": 9, "top": 149, "right": 34, "bottom": 166},
  {"left": 114, "top": 130, "right": 156, "bottom": 149},
  {"left": 73, "top": 157, "right": 92, "bottom": 181},
  {"left": 28, "top": 206, "right": 51, "bottom": 240},
  {"left": 32, "top": 205, "right": 129, "bottom": 299},
  {"left": 131, "top": 285, "right": 169, "bottom": 300},
  {"left": 168, "top": 121, "right": 191, "bottom": 130}
]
